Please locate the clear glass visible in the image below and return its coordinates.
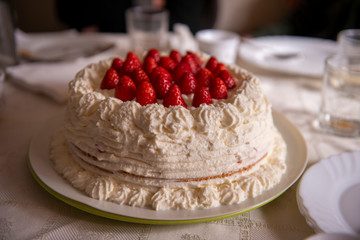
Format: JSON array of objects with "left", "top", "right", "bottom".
[
  {"left": 338, "top": 29, "right": 360, "bottom": 56},
  {"left": 318, "top": 54, "right": 360, "bottom": 137},
  {"left": 126, "top": 6, "right": 169, "bottom": 55}
]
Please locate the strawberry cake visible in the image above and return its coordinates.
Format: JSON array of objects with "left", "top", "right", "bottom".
[{"left": 51, "top": 49, "right": 287, "bottom": 210}]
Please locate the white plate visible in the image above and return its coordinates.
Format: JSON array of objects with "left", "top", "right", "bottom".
[
  {"left": 28, "top": 111, "right": 308, "bottom": 224},
  {"left": 297, "top": 151, "right": 360, "bottom": 235},
  {"left": 19, "top": 36, "right": 114, "bottom": 62},
  {"left": 239, "top": 36, "right": 337, "bottom": 77}
]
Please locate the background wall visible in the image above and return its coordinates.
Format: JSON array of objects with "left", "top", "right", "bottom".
[
  {"left": 10, "top": 0, "right": 68, "bottom": 32},
  {"left": 10, "top": 0, "right": 287, "bottom": 34}
]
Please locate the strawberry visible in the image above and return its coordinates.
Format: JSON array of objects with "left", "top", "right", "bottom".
[
  {"left": 205, "top": 56, "right": 219, "bottom": 74},
  {"left": 150, "top": 66, "right": 172, "bottom": 85},
  {"left": 192, "top": 87, "right": 213, "bottom": 107},
  {"left": 121, "top": 52, "right": 142, "bottom": 77},
  {"left": 115, "top": 75, "right": 136, "bottom": 101},
  {"left": 169, "top": 50, "right": 182, "bottom": 64},
  {"left": 163, "top": 84, "right": 187, "bottom": 108},
  {"left": 195, "top": 68, "right": 214, "bottom": 88},
  {"left": 126, "top": 51, "right": 142, "bottom": 65},
  {"left": 145, "top": 48, "right": 160, "bottom": 62},
  {"left": 111, "top": 58, "right": 124, "bottom": 73},
  {"left": 187, "top": 51, "right": 203, "bottom": 68},
  {"left": 152, "top": 74, "right": 172, "bottom": 99},
  {"left": 101, "top": 68, "right": 120, "bottom": 89},
  {"left": 132, "top": 67, "right": 150, "bottom": 86},
  {"left": 214, "top": 63, "right": 228, "bottom": 77},
  {"left": 210, "top": 77, "right": 227, "bottom": 99},
  {"left": 218, "top": 70, "right": 236, "bottom": 89},
  {"left": 178, "top": 72, "right": 197, "bottom": 95},
  {"left": 172, "top": 62, "right": 192, "bottom": 83},
  {"left": 159, "top": 56, "right": 176, "bottom": 73},
  {"left": 136, "top": 81, "right": 157, "bottom": 106},
  {"left": 181, "top": 54, "right": 198, "bottom": 74},
  {"left": 142, "top": 56, "right": 158, "bottom": 76}
]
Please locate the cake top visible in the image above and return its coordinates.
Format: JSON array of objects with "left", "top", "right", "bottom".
[{"left": 98, "top": 49, "right": 244, "bottom": 108}]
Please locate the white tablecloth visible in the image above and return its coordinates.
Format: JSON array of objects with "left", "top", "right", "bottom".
[{"left": 1, "top": 33, "right": 359, "bottom": 240}]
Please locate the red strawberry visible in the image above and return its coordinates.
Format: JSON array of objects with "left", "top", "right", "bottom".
[
  {"left": 136, "top": 81, "right": 157, "bottom": 106},
  {"left": 101, "top": 68, "right": 120, "bottom": 89},
  {"left": 178, "top": 72, "right": 198, "bottom": 95},
  {"left": 169, "top": 50, "right": 182, "bottom": 64},
  {"left": 181, "top": 54, "right": 198, "bottom": 73},
  {"left": 152, "top": 74, "right": 172, "bottom": 99},
  {"left": 150, "top": 66, "right": 172, "bottom": 85},
  {"left": 142, "top": 56, "right": 158, "bottom": 76},
  {"left": 210, "top": 77, "right": 227, "bottom": 99},
  {"left": 218, "top": 70, "right": 236, "bottom": 89},
  {"left": 195, "top": 68, "right": 214, "bottom": 88},
  {"left": 111, "top": 58, "right": 124, "bottom": 73},
  {"left": 192, "top": 87, "right": 213, "bottom": 107},
  {"left": 145, "top": 48, "right": 160, "bottom": 62},
  {"left": 187, "top": 51, "right": 203, "bottom": 68},
  {"left": 126, "top": 51, "right": 142, "bottom": 65},
  {"left": 159, "top": 56, "right": 176, "bottom": 73},
  {"left": 172, "top": 62, "right": 192, "bottom": 83},
  {"left": 214, "top": 63, "right": 228, "bottom": 77},
  {"left": 115, "top": 75, "right": 136, "bottom": 101},
  {"left": 121, "top": 52, "right": 142, "bottom": 77},
  {"left": 132, "top": 67, "right": 150, "bottom": 86},
  {"left": 205, "top": 56, "right": 219, "bottom": 74},
  {"left": 163, "top": 84, "right": 187, "bottom": 108}
]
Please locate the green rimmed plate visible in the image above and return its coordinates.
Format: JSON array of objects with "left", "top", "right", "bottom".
[{"left": 28, "top": 111, "right": 308, "bottom": 225}]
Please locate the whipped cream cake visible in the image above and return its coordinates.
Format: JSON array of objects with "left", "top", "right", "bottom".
[{"left": 50, "top": 49, "right": 287, "bottom": 210}]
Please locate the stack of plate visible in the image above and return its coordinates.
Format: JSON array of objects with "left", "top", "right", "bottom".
[{"left": 297, "top": 151, "right": 360, "bottom": 238}]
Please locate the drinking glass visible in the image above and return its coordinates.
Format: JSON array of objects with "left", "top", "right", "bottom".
[
  {"left": 126, "top": 6, "right": 169, "bottom": 55},
  {"left": 338, "top": 29, "right": 360, "bottom": 56},
  {"left": 318, "top": 52, "right": 360, "bottom": 137}
]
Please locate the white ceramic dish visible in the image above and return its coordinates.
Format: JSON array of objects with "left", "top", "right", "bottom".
[
  {"left": 28, "top": 111, "right": 308, "bottom": 224},
  {"left": 297, "top": 151, "right": 360, "bottom": 235},
  {"left": 19, "top": 36, "right": 114, "bottom": 62},
  {"left": 239, "top": 36, "right": 337, "bottom": 77}
]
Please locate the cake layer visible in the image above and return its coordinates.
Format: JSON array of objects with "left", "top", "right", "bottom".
[{"left": 51, "top": 130, "right": 286, "bottom": 210}]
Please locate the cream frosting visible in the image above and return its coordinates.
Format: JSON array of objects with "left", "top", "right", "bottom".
[{"left": 51, "top": 54, "right": 287, "bottom": 210}]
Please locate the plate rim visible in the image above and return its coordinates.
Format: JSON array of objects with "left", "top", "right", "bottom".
[
  {"left": 297, "top": 151, "right": 360, "bottom": 234},
  {"left": 239, "top": 35, "right": 337, "bottom": 77},
  {"left": 28, "top": 110, "right": 308, "bottom": 224}
]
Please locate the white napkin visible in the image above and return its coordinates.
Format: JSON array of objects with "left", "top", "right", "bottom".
[
  {"left": 7, "top": 60, "right": 89, "bottom": 103},
  {"left": 169, "top": 23, "right": 199, "bottom": 53},
  {"left": 7, "top": 30, "right": 125, "bottom": 103}
]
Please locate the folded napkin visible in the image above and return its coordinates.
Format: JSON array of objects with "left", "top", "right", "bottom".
[
  {"left": 7, "top": 59, "right": 88, "bottom": 103},
  {"left": 169, "top": 23, "right": 199, "bottom": 53}
]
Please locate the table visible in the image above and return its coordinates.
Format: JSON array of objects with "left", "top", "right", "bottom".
[{"left": 1, "top": 33, "right": 359, "bottom": 240}]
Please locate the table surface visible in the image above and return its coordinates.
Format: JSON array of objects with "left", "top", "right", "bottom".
[{"left": 1, "top": 33, "right": 359, "bottom": 240}]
